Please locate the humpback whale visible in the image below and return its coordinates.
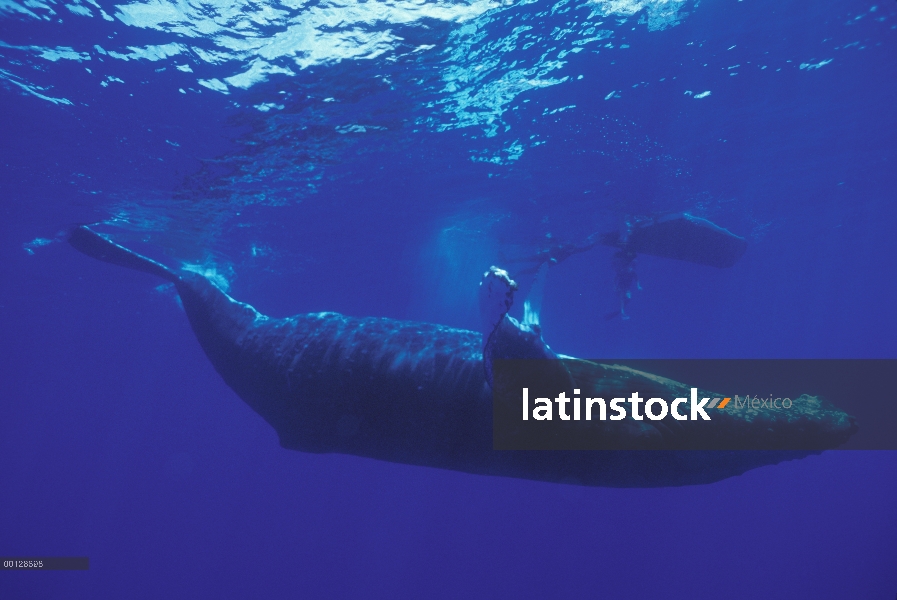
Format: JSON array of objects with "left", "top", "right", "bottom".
[
  {"left": 69, "top": 226, "right": 855, "bottom": 487},
  {"left": 599, "top": 213, "right": 748, "bottom": 269},
  {"left": 510, "top": 213, "right": 749, "bottom": 274}
]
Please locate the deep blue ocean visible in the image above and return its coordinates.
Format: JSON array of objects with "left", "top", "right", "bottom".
[{"left": 2, "top": 0, "right": 896, "bottom": 596}]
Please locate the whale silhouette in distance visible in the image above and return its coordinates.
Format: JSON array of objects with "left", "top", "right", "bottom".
[
  {"left": 69, "top": 226, "right": 854, "bottom": 487},
  {"left": 599, "top": 213, "right": 748, "bottom": 269},
  {"left": 507, "top": 213, "right": 748, "bottom": 275}
]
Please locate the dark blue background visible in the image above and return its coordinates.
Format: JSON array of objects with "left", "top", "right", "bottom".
[{"left": 2, "top": 0, "right": 895, "bottom": 597}]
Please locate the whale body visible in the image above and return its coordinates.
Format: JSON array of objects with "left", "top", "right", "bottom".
[{"left": 69, "top": 226, "right": 850, "bottom": 487}]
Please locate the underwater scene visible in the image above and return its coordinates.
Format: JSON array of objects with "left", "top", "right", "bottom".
[{"left": 1, "top": 0, "right": 896, "bottom": 596}]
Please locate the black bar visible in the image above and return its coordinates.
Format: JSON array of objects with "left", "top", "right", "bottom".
[
  {"left": 0, "top": 557, "right": 89, "bottom": 570},
  {"left": 493, "top": 359, "right": 895, "bottom": 450}
]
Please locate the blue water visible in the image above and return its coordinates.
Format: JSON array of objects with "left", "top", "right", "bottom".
[{"left": 2, "top": 0, "right": 896, "bottom": 596}]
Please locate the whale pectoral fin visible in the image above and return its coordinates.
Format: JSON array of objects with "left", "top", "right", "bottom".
[
  {"left": 69, "top": 225, "right": 179, "bottom": 283},
  {"left": 478, "top": 266, "right": 517, "bottom": 338}
]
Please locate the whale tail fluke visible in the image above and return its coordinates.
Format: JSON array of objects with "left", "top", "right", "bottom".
[{"left": 69, "top": 225, "right": 180, "bottom": 283}]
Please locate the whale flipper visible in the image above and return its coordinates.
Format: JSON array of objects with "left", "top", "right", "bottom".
[{"left": 69, "top": 225, "right": 179, "bottom": 283}]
